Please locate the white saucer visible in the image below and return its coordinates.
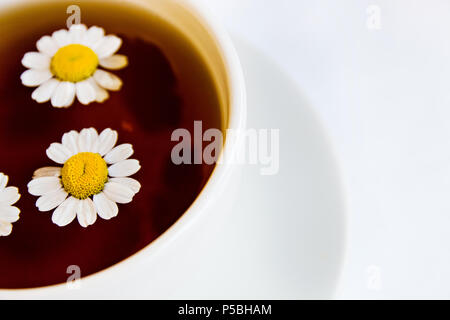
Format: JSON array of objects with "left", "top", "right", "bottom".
[{"left": 167, "top": 36, "right": 347, "bottom": 299}]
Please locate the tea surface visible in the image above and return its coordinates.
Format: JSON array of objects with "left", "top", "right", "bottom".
[{"left": 0, "top": 1, "right": 222, "bottom": 288}]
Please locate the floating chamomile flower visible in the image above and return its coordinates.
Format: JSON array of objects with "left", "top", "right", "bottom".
[
  {"left": 0, "top": 173, "right": 21, "bottom": 236},
  {"left": 21, "top": 24, "right": 128, "bottom": 108},
  {"left": 28, "top": 128, "right": 141, "bottom": 227}
]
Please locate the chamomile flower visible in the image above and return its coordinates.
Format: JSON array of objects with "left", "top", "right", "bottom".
[
  {"left": 0, "top": 173, "right": 21, "bottom": 236},
  {"left": 28, "top": 128, "right": 141, "bottom": 227},
  {"left": 21, "top": 24, "right": 128, "bottom": 108}
]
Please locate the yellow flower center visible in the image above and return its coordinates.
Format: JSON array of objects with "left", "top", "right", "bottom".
[
  {"left": 50, "top": 44, "right": 98, "bottom": 82},
  {"left": 61, "top": 152, "right": 108, "bottom": 200}
]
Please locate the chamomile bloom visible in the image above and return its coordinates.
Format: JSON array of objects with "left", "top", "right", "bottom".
[
  {"left": 28, "top": 128, "right": 141, "bottom": 227},
  {"left": 0, "top": 173, "right": 21, "bottom": 236},
  {"left": 21, "top": 24, "right": 128, "bottom": 108}
]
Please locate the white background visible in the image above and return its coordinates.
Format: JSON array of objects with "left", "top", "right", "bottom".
[{"left": 203, "top": 0, "right": 450, "bottom": 298}]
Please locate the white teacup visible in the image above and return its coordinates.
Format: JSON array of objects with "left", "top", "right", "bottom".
[{"left": 0, "top": 0, "right": 246, "bottom": 298}]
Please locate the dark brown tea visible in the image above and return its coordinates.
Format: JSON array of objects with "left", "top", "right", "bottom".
[{"left": 0, "top": 1, "right": 223, "bottom": 288}]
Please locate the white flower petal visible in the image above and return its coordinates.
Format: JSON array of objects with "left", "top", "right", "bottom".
[
  {"left": 0, "top": 173, "right": 8, "bottom": 191},
  {"left": 93, "top": 35, "right": 122, "bottom": 59},
  {"left": 36, "top": 35, "right": 59, "bottom": 55},
  {"left": 36, "top": 188, "right": 68, "bottom": 212},
  {"left": 31, "top": 78, "right": 60, "bottom": 103},
  {"left": 109, "top": 177, "right": 141, "bottom": 194},
  {"left": 52, "top": 29, "right": 70, "bottom": 48},
  {"left": 62, "top": 130, "right": 79, "bottom": 155},
  {"left": 46, "top": 142, "right": 72, "bottom": 164},
  {"left": 22, "top": 52, "right": 51, "bottom": 69},
  {"left": 0, "top": 206, "right": 20, "bottom": 223},
  {"left": 52, "top": 196, "right": 78, "bottom": 227},
  {"left": 99, "top": 54, "right": 128, "bottom": 70},
  {"left": 51, "top": 81, "right": 76, "bottom": 108},
  {"left": 0, "top": 222, "right": 12, "bottom": 237},
  {"left": 28, "top": 177, "right": 61, "bottom": 196},
  {"left": 76, "top": 198, "right": 97, "bottom": 228},
  {"left": 78, "top": 128, "right": 99, "bottom": 153},
  {"left": 21, "top": 69, "right": 53, "bottom": 87},
  {"left": 68, "top": 24, "right": 87, "bottom": 44},
  {"left": 93, "top": 192, "right": 118, "bottom": 220},
  {"left": 33, "top": 167, "right": 62, "bottom": 179},
  {"left": 82, "top": 26, "right": 105, "bottom": 48},
  {"left": 0, "top": 187, "right": 20, "bottom": 206},
  {"left": 90, "top": 78, "right": 109, "bottom": 102},
  {"left": 104, "top": 144, "right": 133, "bottom": 164},
  {"left": 108, "top": 159, "right": 141, "bottom": 177},
  {"left": 103, "top": 182, "right": 134, "bottom": 204},
  {"left": 76, "top": 78, "right": 97, "bottom": 105},
  {"left": 93, "top": 69, "right": 122, "bottom": 91},
  {"left": 95, "top": 128, "right": 118, "bottom": 156}
]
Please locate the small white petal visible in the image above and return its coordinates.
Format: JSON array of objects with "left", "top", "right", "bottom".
[
  {"left": 109, "top": 177, "right": 141, "bottom": 194},
  {"left": 0, "top": 187, "right": 20, "bottom": 206},
  {"left": 22, "top": 52, "right": 51, "bottom": 69},
  {"left": 78, "top": 128, "right": 99, "bottom": 153},
  {"left": 104, "top": 144, "right": 133, "bottom": 164},
  {"left": 95, "top": 85, "right": 109, "bottom": 103},
  {"left": 21, "top": 69, "right": 53, "bottom": 87},
  {"left": 93, "top": 69, "right": 122, "bottom": 91},
  {"left": 62, "top": 130, "right": 79, "bottom": 155},
  {"left": 0, "top": 222, "right": 12, "bottom": 236},
  {"left": 0, "top": 173, "right": 8, "bottom": 191},
  {"left": 95, "top": 128, "right": 118, "bottom": 156},
  {"left": 93, "top": 192, "right": 118, "bottom": 220},
  {"left": 90, "top": 78, "right": 109, "bottom": 102},
  {"left": 51, "top": 81, "right": 76, "bottom": 108},
  {"left": 108, "top": 159, "right": 141, "bottom": 177},
  {"left": 31, "top": 78, "right": 60, "bottom": 103},
  {"left": 76, "top": 79, "right": 97, "bottom": 105},
  {"left": 93, "top": 35, "right": 122, "bottom": 59},
  {"left": 82, "top": 26, "right": 105, "bottom": 48},
  {"left": 36, "top": 188, "right": 68, "bottom": 212},
  {"left": 68, "top": 24, "right": 87, "bottom": 44},
  {"left": 0, "top": 206, "right": 20, "bottom": 223},
  {"left": 36, "top": 35, "right": 59, "bottom": 55},
  {"left": 76, "top": 198, "right": 97, "bottom": 228},
  {"left": 52, "top": 29, "right": 70, "bottom": 47},
  {"left": 28, "top": 177, "right": 61, "bottom": 196},
  {"left": 52, "top": 196, "right": 78, "bottom": 227},
  {"left": 47, "top": 143, "right": 72, "bottom": 164},
  {"left": 33, "top": 167, "right": 62, "bottom": 179},
  {"left": 99, "top": 54, "right": 128, "bottom": 70},
  {"left": 103, "top": 182, "right": 134, "bottom": 204}
]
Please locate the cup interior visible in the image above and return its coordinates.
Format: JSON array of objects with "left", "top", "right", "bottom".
[{"left": 0, "top": 0, "right": 245, "bottom": 292}]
